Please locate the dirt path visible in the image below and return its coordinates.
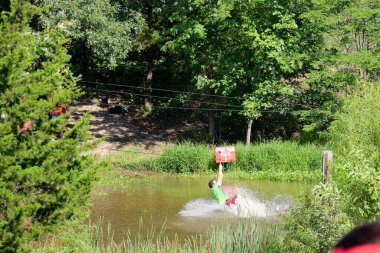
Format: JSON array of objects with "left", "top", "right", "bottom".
[
  {"left": 70, "top": 98, "right": 205, "bottom": 157},
  {"left": 70, "top": 99, "right": 164, "bottom": 157}
]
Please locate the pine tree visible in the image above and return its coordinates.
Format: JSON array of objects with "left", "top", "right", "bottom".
[{"left": 0, "top": 1, "right": 94, "bottom": 252}]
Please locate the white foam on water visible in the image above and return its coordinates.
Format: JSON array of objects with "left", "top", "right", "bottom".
[
  {"left": 178, "top": 198, "right": 228, "bottom": 218},
  {"left": 178, "top": 186, "right": 291, "bottom": 218}
]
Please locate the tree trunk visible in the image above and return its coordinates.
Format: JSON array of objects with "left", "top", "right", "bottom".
[
  {"left": 218, "top": 116, "right": 222, "bottom": 144},
  {"left": 144, "top": 67, "right": 153, "bottom": 108},
  {"left": 208, "top": 113, "right": 216, "bottom": 144},
  {"left": 246, "top": 119, "right": 253, "bottom": 145}
]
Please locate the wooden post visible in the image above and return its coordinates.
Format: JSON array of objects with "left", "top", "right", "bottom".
[
  {"left": 246, "top": 119, "right": 253, "bottom": 145},
  {"left": 322, "top": 150, "right": 333, "bottom": 183},
  {"left": 208, "top": 112, "right": 216, "bottom": 144}
]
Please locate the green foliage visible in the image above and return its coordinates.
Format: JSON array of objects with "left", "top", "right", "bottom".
[
  {"left": 309, "top": 0, "right": 380, "bottom": 81},
  {"left": 329, "top": 82, "right": 380, "bottom": 165},
  {"left": 166, "top": 0, "right": 323, "bottom": 116},
  {"left": 30, "top": 0, "right": 379, "bottom": 144},
  {"left": 37, "top": 0, "right": 144, "bottom": 69},
  {"left": 282, "top": 82, "right": 380, "bottom": 252},
  {"left": 131, "top": 142, "right": 214, "bottom": 173},
  {"left": 0, "top": 2, "right": 94, "bottom": 252},
  {"left": 291, "top": 69, "right": 351, "bottom": 142},
  {"left": 282, "top": 0, "right": 380, "bottom": 141},
  {"left": 283, "top": 183, "right": 351, "bottom": 253},
  {"left": 25, "top": 219, "right": 96, "bottom": 253},
  {"left": 206, "top": 219, "right": 282, "bottom": 253},
  {"left": 232, "top": 141, "right": 322, "bottom": 173},
  {"left": 329, "top": 82, "right": 380, "bottom": 221},
  {"left": 335, "top": 152, "right": 380, "bottom": 222}
]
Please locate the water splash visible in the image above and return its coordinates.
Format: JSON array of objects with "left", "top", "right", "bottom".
[{"left": 178, "top": 186, "right": 291, "bottom": 218}]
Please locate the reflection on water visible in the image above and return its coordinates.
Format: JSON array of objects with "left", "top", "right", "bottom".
[{"left": 90, "top": 175, "right": 310, "bottom": 242}]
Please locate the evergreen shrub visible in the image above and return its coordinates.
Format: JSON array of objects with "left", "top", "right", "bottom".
[{"left": 0, "top": 3, "right": 94, "bottom": 252}]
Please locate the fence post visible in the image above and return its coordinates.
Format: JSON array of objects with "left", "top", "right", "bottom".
[{"left": 322, "top": 150, "right": 333, "bottom": 183}]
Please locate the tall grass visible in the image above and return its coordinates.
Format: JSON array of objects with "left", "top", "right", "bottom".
[
  {"left": 28, "top": 218, "right": 283, "bottom": 253},
  {"left": 329, "top": 82, "right": 380, "bottom": 166},
  {"left": 123, "top": 141, "right": 323, "bottom": 181}
]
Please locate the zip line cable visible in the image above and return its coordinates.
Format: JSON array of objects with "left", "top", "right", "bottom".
[
  {"left": 83, "top": 88, "right": 291, "bottom": 113},
  {"left": 85, "top": 87, "right": 245, "bottom": 109},
  {"left": 80, "top": 80, "right": 326, "bottom": 109},
  {"left": 84, "top": 88, "right": 244, "bottom": 111},
  {"left": 79, "top": 80, "right": 244, "bottom": 100},
  {"left": 76, "top": 98, "right": 301, "bottom": 113}
]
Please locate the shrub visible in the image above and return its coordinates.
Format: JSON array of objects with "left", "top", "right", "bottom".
[
  {"left": 335, "top": 152, "right": 380, "bottom": 222},
  {"left": 283, "top": 183, "right": 352, "bottom": 253},
  {"left": 0, "top": 3, "right": 94, "bottom": 252}
]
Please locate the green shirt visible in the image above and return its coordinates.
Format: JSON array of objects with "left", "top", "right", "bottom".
[{"left": 210, "top": 184, "right": 230, "bottom": 204}]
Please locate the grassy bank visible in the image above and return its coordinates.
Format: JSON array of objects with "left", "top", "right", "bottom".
[
  {"left": 27, "top": 217, "right": 284, "bottom": 253},
  {"left": 115, "top": 141, "right": 323, "bottom": 182}
]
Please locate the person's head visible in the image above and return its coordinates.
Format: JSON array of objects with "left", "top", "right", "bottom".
[
  {"left": 208, "top": 179, "right": 216, "bottom": 188},
  {"left": 333, "top": 219, "right": 380, "bottom": 253}
]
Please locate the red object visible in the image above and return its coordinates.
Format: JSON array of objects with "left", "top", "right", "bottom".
[
  {"left": 333, "top": 244, "right": 380, "bottom": 253},
  {"left": 215, "top": 146, "right": 236, "bottom": 163},
  {"left": 17, "top": 120, "right": 33, "bottom": 132},
  {"left": 51, "top": 106, "right": 66, "bottom": 115},
  {"left": 225, "top": 195, "right": 238, "bottom": 206}
]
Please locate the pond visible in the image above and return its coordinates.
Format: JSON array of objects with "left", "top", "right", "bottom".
[{"left": 90, "top": 175, "right": 311, "bottom": 242}]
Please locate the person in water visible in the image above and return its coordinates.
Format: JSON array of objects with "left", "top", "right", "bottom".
[{"left": 209, "top": 163, "right": 238, "bottom": 206}]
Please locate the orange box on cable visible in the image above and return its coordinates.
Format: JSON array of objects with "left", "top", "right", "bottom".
[{"left": 215, "top": 146, "right": 236, "bottom": 163}]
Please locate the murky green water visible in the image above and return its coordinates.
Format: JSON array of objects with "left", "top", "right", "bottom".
[{"left": 90, "top": 175, "right": 311, "bottom": 242}]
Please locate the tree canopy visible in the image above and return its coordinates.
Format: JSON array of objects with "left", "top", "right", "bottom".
[{"left": 32, "top": 0, "right": 379, "bottom": 143}]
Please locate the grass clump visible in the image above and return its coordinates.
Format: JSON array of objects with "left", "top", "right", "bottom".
[
  {"left": 126, "top": 142, "right": 214, "bottom": 173},
  {"left": 232, "top": 141, "right": 322, "bottom": 173}
]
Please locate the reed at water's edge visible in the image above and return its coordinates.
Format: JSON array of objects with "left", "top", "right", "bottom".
[{"left": 27, "top": 217, "right": 284, "bottom": 253}]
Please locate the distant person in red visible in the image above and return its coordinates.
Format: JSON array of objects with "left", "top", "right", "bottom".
[
  {"left": 51, "top": 105, "right": 66, "bottom": 120},
  {"left": 333, "top": 219, "right": 380, "bottom": 253},
  {"left": 17, "top": 119, "right": 33, "bottom": 132},
  {"left": 208, "top": 163, "right": 238, "bottom": 206}
]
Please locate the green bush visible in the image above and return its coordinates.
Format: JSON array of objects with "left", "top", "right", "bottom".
[
  {"left": 335, "top": 152, "right": 380, "bottom": 222},
  {"left": 0, "top": 3, "right": 94, "bottom": 252},
  {"left": 282, "top": 184, "right": 352, "bottom": 253}
]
